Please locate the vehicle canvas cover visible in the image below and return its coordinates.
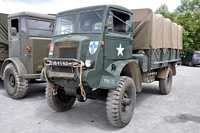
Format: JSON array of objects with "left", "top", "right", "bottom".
[
  {"left": 0, "top": 13, "right": 8, "bottom": 45},
  {"left": 131, "top": 8, "right": 182, "bottom": 50}
]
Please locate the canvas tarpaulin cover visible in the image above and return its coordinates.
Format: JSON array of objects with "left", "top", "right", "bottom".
[
  {"left": 131, "top": 8, "right": 182, "bottom": 50},
  {"left": 0, "top": 13, "right": 9, "bottom": 61},
  {"left": 0, "top": 13, "right": 8, "bottom": 45}
]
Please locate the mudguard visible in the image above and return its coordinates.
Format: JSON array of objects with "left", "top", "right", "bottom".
[
  {"left": 99, "top": 59, "right": 138, "bottom": 89},
  {"left": 1, "top": 57, "right": 27, "bottom": 79}
]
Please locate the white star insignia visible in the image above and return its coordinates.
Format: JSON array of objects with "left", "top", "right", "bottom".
[{"left": 116, "top": 44, "right": 124, "bottom": 56}]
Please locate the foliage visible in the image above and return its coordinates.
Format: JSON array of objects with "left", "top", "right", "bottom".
[
  {"left": 175, "top": 0, "right": 200, "bottom": 14},
  {"left": 155, "top": 4, "right": 176, "bottom": 21},
  {"left": 155, "top": 0, "right": 200, "bottom": 54}
]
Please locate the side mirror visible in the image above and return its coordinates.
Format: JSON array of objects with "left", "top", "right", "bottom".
[
  {"left": 126, "top": 20, "right": 134, "bottom": 33},
  {"left": 10, "top": 27, "right": 17, "bottom": 36},
  {"left": 49, "top": 22, "right": 55, "bottom": 31}
]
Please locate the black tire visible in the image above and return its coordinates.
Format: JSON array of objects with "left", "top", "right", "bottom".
[
  {"left": 159, "top": 68, "right": 172, "bottom": 95},
  {"left": 189, "top": 61, "right": 193, "bottom": 67},
  {"left": 4, "top": 63, "right": 28, "bottom": 99},
  {"left": 106, "top": 76, "right": 136, "bottom": 128},
  {"left": 45, "top": 85, "right": 76, "bottom": 112}
]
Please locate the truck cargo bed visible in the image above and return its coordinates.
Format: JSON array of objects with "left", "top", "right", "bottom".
[{"left": 131, "top": 8, "right": 182, "bottom": 50}]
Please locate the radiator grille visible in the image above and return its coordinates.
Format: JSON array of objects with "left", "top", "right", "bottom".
[
  {"left": 59, "top": 47, "right": 77, "bottom": 58},
  {"left": 52, "top": 41, "right": 79, "bottom": 73}
]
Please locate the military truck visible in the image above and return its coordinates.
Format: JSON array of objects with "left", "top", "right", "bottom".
[
  {"left": 41, "top": 5, "right": 182, "bottom": 127},
  {"left": 0, "top": 12, "right": 55, "bottom": 98}
]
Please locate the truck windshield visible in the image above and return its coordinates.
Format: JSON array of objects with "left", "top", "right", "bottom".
[
  {"left": 78, "top": 10, "right": 104, "bottom": 32},
  {"left": 28, "top": 19, "right": 53, "bottom": 37},
  {"left": 54, "top": 10, "right": 104, "bottom": 35},
  {"left": 54, "top": 14, "right": 77, "bottom": 35}
]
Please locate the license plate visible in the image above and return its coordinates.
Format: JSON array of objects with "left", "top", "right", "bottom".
[{"left": 52, "top": 61, "right": 69, "bottom": 67}]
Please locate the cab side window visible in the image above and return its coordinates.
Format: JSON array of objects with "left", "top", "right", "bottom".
[
  {"left": 21, "top": 18, "right": 27, "bottom": 34},
  {"left": 107, "top": 11, "right": 130, "bottom": 34},
  {"left": 11, "top": 19, "right": 19, "bottom": 33}
]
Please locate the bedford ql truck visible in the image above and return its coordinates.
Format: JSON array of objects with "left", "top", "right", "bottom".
[
  {"left": 0, "top": 12, "right": 55, "bottom": 98},
  {"left": 41, "top": 5, "right": 182, "bottom": 127}
]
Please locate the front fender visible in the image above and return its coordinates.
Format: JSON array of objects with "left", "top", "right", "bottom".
[
  {"left": 99, "top": 59, "right": 138, "bottom": 89},
  {"left": 1, "top": 57, "right": 27, "bottom": 80}
]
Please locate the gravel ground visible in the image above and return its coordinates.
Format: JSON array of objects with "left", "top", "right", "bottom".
[{"left": 0, "top": 65, "right": 200, "bottom": 133}]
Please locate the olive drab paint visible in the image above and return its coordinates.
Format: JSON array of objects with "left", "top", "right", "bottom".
[{"left": 42, "top": 5, "right": 182, "bottom": 128}]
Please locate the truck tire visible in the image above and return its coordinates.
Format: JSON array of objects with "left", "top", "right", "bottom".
[
  {"left": 45, "top": 85, "right": 76, "bottom": 112},
  {"left": 159, "top": 68, "right": 172, "bottom": 95},
  {"left": 4, "top": 63, "right": 28, "bottom": 99},
  {"left": 106, "top": 76, "right": 136, "bottom": 128},
  {"left": 189, "top": 61, "right": 193, "bottom": 67}
]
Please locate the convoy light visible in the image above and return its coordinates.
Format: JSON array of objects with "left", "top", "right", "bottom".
[
  {"left": 49, "top": 43, "right": 54, "bottom": 55},
  {"left": 49, "top": 43, "right": 54, "bottom": 51},
  {"left": 101, "top": 41, "right": 105, "bottom": 46},
  {"left": 27, "top": 46, "right": 31, "bottom": 51},
  {"left": 85, "top": 60, "right": 92, "bottom": 67}
]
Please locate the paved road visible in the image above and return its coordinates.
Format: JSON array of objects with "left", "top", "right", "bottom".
[{"left": 0, "top": 65, "right": 200, "bottom": 133}]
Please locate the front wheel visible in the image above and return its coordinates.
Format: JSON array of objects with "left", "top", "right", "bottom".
[
  {"left": 106, "top": 76, "right": 136, "bottom": 128},
  {"left": 4, "top": 63, "right": 28, "bottom": 99},
  {"left": 45, "top": 85, "right": 76, "bottom": 112},
  {"left": 159, "top": 68, "right": 172, "bottom": 95}
]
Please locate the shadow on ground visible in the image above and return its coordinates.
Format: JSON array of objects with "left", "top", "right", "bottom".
[{"left": 34, "top": 82, "right": 163, "bottom": 131}]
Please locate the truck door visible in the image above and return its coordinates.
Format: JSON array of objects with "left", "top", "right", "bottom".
[
  {"left": 104, "top": 10, "right": 132, "bottom": 61},
  {"left": 9, "top": 18, "right": 21, "bottom": 57}
]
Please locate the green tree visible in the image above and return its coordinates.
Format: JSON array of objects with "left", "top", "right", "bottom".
[
  {"left": 155, "top": 4, "right": 169, "bottom": 16},
  {"left": 155, "top": 4, "right": 176, "bottom": 21},
  {"left": 156, "top": 0, "right": 200, "bottom": 53},
  {"left": 175, "top": 0, "right": 200, "bottom": 53},
  {"left": 175, "top": 0, "right": 200, "bottom": 14}
]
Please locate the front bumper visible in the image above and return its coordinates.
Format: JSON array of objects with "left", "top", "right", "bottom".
[{"left": 44, "top": 57, "right": 83, "bottom": 79}]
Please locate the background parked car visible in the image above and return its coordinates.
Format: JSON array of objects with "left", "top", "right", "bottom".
[{"left": 181, "top": 50, "right": 200, "bottom": 67}]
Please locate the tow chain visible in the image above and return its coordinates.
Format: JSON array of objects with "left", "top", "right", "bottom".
[{"left": 41, "top": 60, "right": 86, "bottom": 98}]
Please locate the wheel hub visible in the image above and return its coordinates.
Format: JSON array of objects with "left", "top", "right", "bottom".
[
  {"left": 57, "top": 89, "right": 72, "bottom": 103},
  {"left": 9, "top": 74, "right": 15, "bottom": 87},
  {"left": 121, "top": 90, "right": 131, "bottom": 114}
]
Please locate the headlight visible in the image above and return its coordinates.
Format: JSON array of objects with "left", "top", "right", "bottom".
[{"left": 85, "top": 60, "right": 92, "bottom": 67}]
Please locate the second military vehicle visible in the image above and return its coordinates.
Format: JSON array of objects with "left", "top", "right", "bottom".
[{"left": 0, "top": 12, "right": 55, "bottom": 98}]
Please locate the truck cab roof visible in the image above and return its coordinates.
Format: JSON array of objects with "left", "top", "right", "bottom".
[
  {"left": 57, "top": 5, "right": 133, "bottom": 16},
  {"left": 8, "top": 11, "right": 55, "bottom": 20}
]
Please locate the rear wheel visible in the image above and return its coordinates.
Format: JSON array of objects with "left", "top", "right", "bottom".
[
  {"left": 46, "top": 85, "right": 76, "bottom": 112},
  {"left": 106, "top": 76, "right": 136, "bottom": 128},
  {"left": 189, "top": 61, "right": 193, "bottom": 67},
  {"left": 159, "top": 68, "right": 172, "bottom": 95},
  {"left": 4, "top": 63, "right": 28, "bottom": 99}
]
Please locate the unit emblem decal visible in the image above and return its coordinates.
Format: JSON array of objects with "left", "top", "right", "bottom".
[{"left": 89, "top": 41, "right": 99, "bottom": 54}]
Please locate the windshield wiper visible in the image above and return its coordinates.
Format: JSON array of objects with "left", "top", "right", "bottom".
[
  {"left": 70, "top": 16, "right": 74, "bottom": 23},
  {"left": 95, "top": 11, "right": 102, "bottom": 19}
]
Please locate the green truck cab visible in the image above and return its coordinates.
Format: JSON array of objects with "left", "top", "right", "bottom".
[
  {"left": 0, "top": 12, "right": 55, "bottom": 98},
  {"left": 42, "top": 5, "right": 182, "bottom": 127}
]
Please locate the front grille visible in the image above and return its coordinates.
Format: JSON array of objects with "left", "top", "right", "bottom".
[
  {"left": 52, "top": 66, "right": 74, "bottom": 73},
  {"left": 53, "top": 41, "right": 79, "bottom": 59},
  {"left": 59, "top": 47, "right": 77, "bottom": 58},
  {"left": 52, "top": 41, "right": 79, "bottom": 73}
]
